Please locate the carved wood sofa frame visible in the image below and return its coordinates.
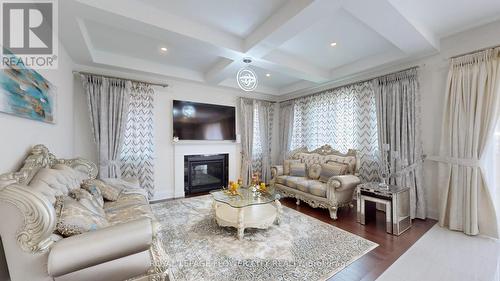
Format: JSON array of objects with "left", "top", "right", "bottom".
[{"left": 271, "top": 145, "right": 361, "bottom": 220}]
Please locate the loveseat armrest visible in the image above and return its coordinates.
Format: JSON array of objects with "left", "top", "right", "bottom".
[
  {"left": 270, "top": 165, "right": 283, "bottom": 182},
  {"left": 48, "top": 218, "right": 153, "bottom": 277},
  {"left": 328, "top": 175, "right": 361, "bottom": 191}
]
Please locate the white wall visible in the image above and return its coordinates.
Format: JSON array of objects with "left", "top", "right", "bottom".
[
  {"left": 279, "top": 20, "right": 500, "bottom": 220},
  {"left": 73, "top": 75, "right": 276, "bottom": 200},
  {"left": 0, "top": 43, "right": 75, "bottom": 173}
]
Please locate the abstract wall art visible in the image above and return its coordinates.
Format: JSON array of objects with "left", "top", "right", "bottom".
[{"left": 0, "top": 49, "right": 56, "bottom": 123}]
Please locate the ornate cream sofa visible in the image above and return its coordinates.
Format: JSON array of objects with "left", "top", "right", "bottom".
[
  {"left": 0, "top": 145, "right": 170, "bottom": 281},
  {"left": 271, "top": 145, "right": 361, "bottom": 220}
]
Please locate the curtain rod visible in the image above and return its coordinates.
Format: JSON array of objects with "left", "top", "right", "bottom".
[
  {"left": 449, "top": 44, "right": 500, "bottom": 59},
  {"left": 73, "top": 71, "right": 169, "bottom": 88},
  {"left": 279, "top": 65, "right": 420, "bottom": 103}
]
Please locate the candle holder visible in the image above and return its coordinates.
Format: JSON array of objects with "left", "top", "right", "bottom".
[{"left": 378, "top": 144, "right": 400, "bottom": 190}]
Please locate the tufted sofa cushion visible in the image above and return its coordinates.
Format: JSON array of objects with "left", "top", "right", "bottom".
[
  {"left": 30, "top": 167, "right": 87, "bottom": 198},
  {"left": 294, "top": 152, "right": 357, "bottom": 174},
  {"left": 275, "top": 175, "right": 327, "bottom": 198}
]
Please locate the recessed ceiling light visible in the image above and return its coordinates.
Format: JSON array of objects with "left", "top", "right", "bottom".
[
  {"left": 160, "top": 47, "right": 168, "bottom": 52},
  {"left": 266, "top": 73, "right": 271, "bottom": 77},
  {"left": 330, "top": 42, "right": 337, "bottom": 47}
]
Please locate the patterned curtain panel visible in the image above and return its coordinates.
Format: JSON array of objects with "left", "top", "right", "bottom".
[
  {"left": 252, "top": 100, "right": 274, "bottom": 183},
  {"left": 278, "top": 101, "right": 295, "bottom": 163},
  {"left": 239, "top": 98, "right": 254, "bottom": 185},
  {"left": 81, "top": 74, "right": 131, "bottom": 179},
  {"left": 252, "top": 103, "right": 262, "bottom": 173},
  {"left": 120, "top": 82, "right": 155, "bottom": 199},
  {"left": 290, "top": 81, "right": 379, "bottom": 182},
  {"left": 374, "top": 68, "right": 425, "bottom": 220}
]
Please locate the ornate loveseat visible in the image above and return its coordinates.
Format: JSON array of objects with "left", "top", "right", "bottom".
[
  {"left": 271, "top": 145, "right": 361, "bottom": 220},
  {"left": 0, "top": 145, "right": 170, "bottom": 281}
]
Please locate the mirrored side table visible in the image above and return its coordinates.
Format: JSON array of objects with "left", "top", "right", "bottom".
[{"left": 356, "top": 182, "right": 411, "bottom": 236}]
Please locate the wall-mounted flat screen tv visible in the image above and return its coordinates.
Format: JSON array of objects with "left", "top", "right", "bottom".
[{"left": 173, "top": 100, "right": 236, "bottom": 141}]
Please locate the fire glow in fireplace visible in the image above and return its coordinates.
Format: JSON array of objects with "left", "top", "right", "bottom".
[{"left": 184, "top": 154, "right": 229, "bottom": 195}]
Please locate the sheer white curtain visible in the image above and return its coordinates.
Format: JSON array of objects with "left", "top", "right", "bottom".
[
  {"left": 120, "top": 83, "right": 155, "bottom": 199},
  {"left": 290, "top": 81, "right": 379, "bottom": 181},
  {"left": 482, "top": 118, "right": 500, "bottom": 235}
]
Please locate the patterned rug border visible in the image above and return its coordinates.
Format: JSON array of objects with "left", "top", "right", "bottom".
[{"left": 152, "top": 195, "right": 379, "bottom": 281}]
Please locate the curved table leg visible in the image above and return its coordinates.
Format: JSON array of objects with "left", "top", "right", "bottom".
[{"left": 275, "top": 199, "right": 283, "bottom": 225}]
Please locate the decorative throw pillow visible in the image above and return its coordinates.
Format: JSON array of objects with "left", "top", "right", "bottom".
[
  {"left": 69, "top": 189, "right": 105, "bottom": 217},
  {"left": 284, "top": 159, "right": 301, "bottom": 175},
  {"left": 55, "top": 196, "right": 109, "bottom": 237},
  {"left": 289, "top": 163, "right": 307, "bottom": 177},
  {"left": 82, "top": 179, "right": 121, "bottom": 201},
  {"left": 319, "top": 163, "right": 348, "bottom": 183},
  {"left": 307, "top": 164, "right": 322, "bottom": 180},
  {"left": 80, "top": 181, "right": 105, "bottom": 207}
]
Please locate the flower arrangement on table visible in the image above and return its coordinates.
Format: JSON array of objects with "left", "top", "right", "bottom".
[{"left": 223, "top": 179, "right": 242, "bottom": 196}]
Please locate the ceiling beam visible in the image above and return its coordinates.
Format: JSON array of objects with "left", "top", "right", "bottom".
[
  {"left": 204, "top": 0, "right": 342, "bottom": 85},
  {"left": 244, "top": 0, "right": 343, "bottom": 57},
  {"left": 73, "top": 0, "right": 243, "bottom": 53},
  {"left": 343, "top": 0, "right": 439, "bottom": 54},
  {"left": 92, "top": 50, "right": 205, "bottom": 82},
  {"left": 243, "top": 0, "right": 315, "bottom": 56},
  {"left": 258, "top": 51, "right": 331, "bottom": 83},
  {"left": 73, "top": 0, "right": 330, "bottom": 84},
  {"left": 204, "top": 58, "right": 240, "bottom": 85}
]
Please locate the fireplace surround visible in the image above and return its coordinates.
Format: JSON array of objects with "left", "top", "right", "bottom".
[{"left": 184, "top": 154, "right": 229, "bottom": 195}]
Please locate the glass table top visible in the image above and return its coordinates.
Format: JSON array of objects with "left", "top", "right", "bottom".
[{"left": 210, "top": 187, "right": 281, "bottom": 208}]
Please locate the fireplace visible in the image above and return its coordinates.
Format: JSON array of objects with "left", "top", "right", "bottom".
[{"left": 184, "top": 154, "right": 229, "bottom": 195}]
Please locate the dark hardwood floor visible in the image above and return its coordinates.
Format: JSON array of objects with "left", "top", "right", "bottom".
[{"left": 280, "top": 197, "right": 436, "bottom": 281}]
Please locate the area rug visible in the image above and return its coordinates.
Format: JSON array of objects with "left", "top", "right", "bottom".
[{"left": 151, "top": 196, "right": 377, "bottom": 281}]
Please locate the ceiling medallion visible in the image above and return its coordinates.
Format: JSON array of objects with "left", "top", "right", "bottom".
[{"left": 237, "top": 58, "right": 258, "bottom": 92}]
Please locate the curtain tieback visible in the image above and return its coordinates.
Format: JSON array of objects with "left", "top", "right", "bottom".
[{"left": 427, "top": 156, "right": 480, "bottom": 167}]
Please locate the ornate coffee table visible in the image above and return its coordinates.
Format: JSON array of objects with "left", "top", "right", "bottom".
[{"left": 210, "top": 188, "right": 282, "bottom": 240}]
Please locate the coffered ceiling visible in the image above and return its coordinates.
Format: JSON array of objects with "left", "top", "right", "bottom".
[{"left": 60, "top": 0, "right": 500, "bottom": 96}]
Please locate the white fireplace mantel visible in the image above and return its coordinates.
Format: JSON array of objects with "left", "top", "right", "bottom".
[{"left": 173, "top": 141, "right": 241, "bottom": 198}]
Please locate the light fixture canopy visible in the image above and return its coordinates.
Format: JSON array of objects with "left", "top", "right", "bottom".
[
  {"left": 242, "top": 57, "right": 252, "bottom": 64},
  {"left": 237, "top": 57, "right": 258, "bottom": 91}
]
